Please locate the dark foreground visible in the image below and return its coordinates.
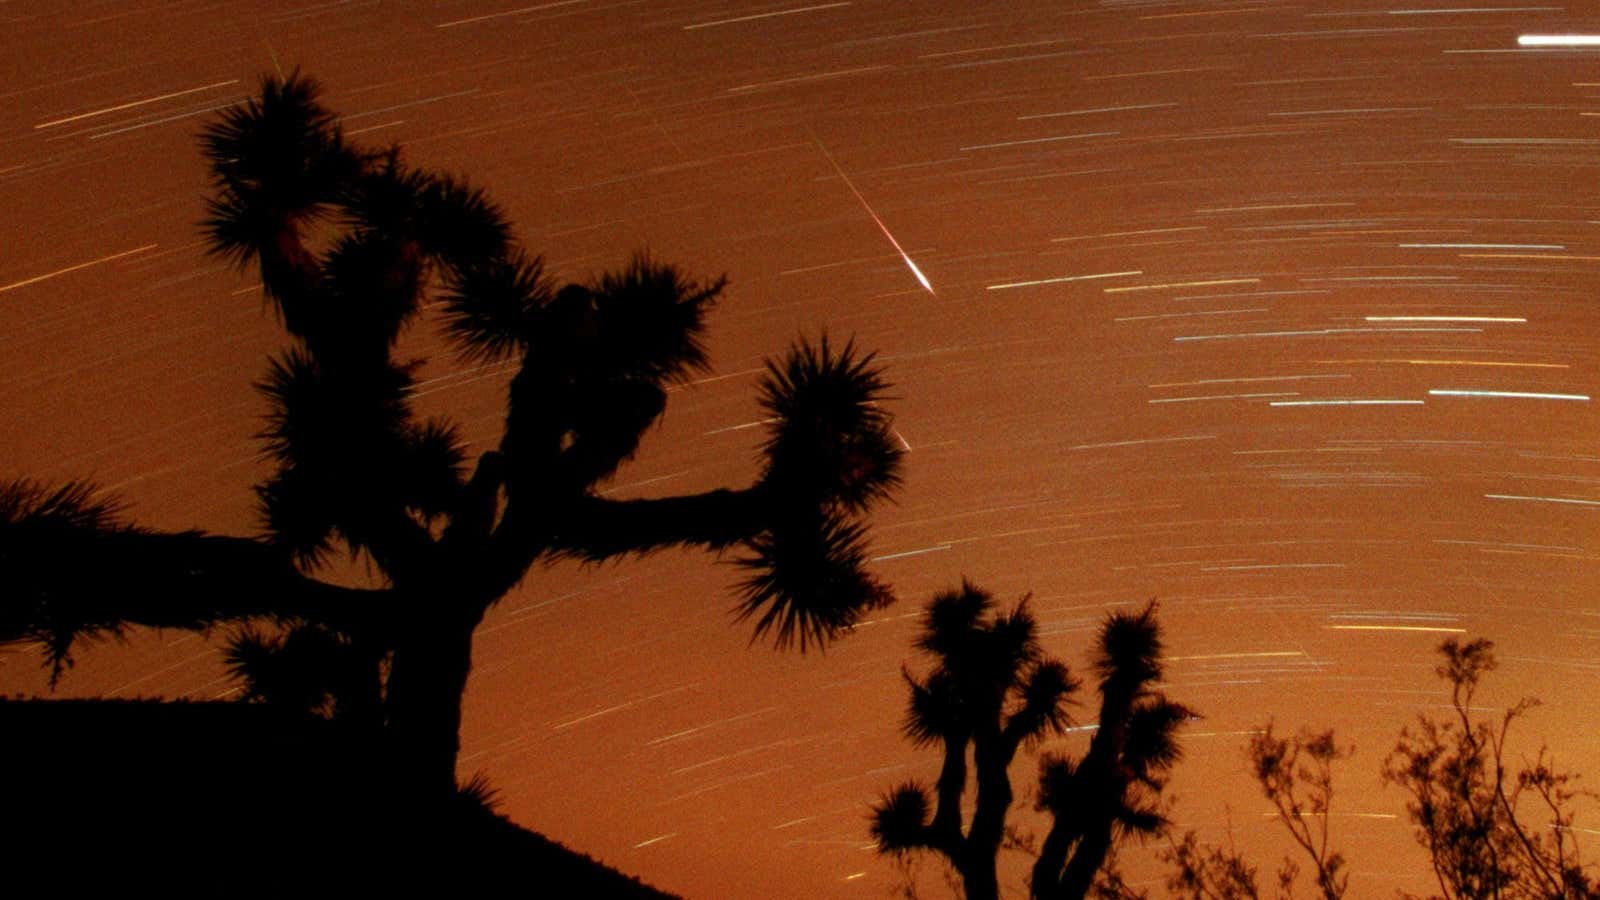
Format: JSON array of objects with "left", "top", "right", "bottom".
[{"left": 1, "top": 698, "right": 678, "bottom": 897}]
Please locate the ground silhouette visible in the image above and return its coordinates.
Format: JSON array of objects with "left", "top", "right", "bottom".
[{"left": 1, "top": 697, "right": 679, "bottom": 895}]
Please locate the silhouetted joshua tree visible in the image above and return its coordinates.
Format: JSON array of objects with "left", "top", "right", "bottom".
[
  {"left": 0, "top": 71, "right": 902, "bottom": 802},
  {"left": 871, "top": 581, "right": 1078, "bottom": 900},
  {"left": 1031, "top": 602, "right": 1195, "bottom": 900}
]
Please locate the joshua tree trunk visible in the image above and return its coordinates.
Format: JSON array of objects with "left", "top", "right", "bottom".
[
  {"left": 1032, "top": 817, "right": 1077, "bottom": 898},
  {"left": 958, "top": 851, "right": 1002, "bottom": 900},
  {"left": 383, "top": 594, "right": 487, "bottom": 801},
  {"left": 1052, "top": 823, "right": 1113, "bottom": 900},
  {"left": 965, "top": 730, "right": 1013, "bottom": 900}
]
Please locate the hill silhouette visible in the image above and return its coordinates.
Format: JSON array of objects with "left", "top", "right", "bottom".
[{"left": 2, "top": 697, "right": 679, "bottom": 896}]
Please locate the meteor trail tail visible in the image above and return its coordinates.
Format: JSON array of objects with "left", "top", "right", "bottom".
[{"left": 812, "top": 135, "right": 935, "bottom": 295}]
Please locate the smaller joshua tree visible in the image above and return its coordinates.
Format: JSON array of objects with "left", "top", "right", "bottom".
[
  {"left": 872, "top": 581, "right": 1078, "bottom": 900},
  {"left": 1031, "top": 602, "right": 1196, "bottom": 900},
  {"left": 871, "top": 586, "right": 1195, "bottom": 900}
]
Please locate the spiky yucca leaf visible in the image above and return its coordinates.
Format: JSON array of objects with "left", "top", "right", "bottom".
[
  {"left": 586, "top": 253, "right": 723, "bottom": 384},
  {"left": 1094, "top": 601, "right": 1164, "bottom": 690},
  {"left": 254, "top": 466, "right": 336, "bottom": 568},
  {"left": 399, "top": 418, "right": 467, "bottom": 520},
  {"left": 982, "top": 599, "right": 1042, "bottom": 691},
  {"left": 1005, "top": 659, "right": 1079, "bottom": 747},
  {"left": 1123, "top": 696, "right": 1196, "bottom": 784},
  {"left": 455, "top": 771, "right": 503, "bottom": 813},
  {"left": 903, "top": 668, "right": 966, "bottom": 748},
  {"left": 0, "top": 479, "right": 123, "bottom": 536},
  {"left": 199, "top": 70, "right": 355, "bottom": 270},
  {"left": 256, "top": 349, "right": 416, "bottom": 468},
  {"left": 336, "top": 146, "right": 419, "bottom": 224},
  {"left": 1112, "top": 802, "right": 1170, "bottom": 841},
  {"left": 201, "top": 189, "right": 292, "bottom": 272},
  {"left": 734, "top": 508, "right": 889, "bottom": 651},
  {"left": 201, "top": 71, "right": 344, "bottom": 190},
  {"left": 256, "top": 347, "right": 327, "bottom": 464},
  {"left": 916, "top": 584, "right": 1040, "bottom": 706},
  {"left": 256, "top": 348, "right": 436, "bottom": 563},
  {"left": 338, "top": 148, "right": 429, "bottom": 235},
  {"left": 0, "top": 480, "right": 131, "bottom": 673},
  {"left": 442, "top": 252, "right": 552, "bottom": 362},
  {"left": 871, "top": 781, "right": 932, "bottom": 853},
  {"left": 1036, "top": 752, "right": 1081, "bottom": 814},
  {"left": 916, "top": 579, "right": 992, "bottom": 661},
  {"left": 340, "top": 155, "right": 510, "bottom": 268},
  {"left": 224, "top": 625, "right": 282, "bottom": 697},
  {"left": 224, "top": 622, "right": 371, "bottom": 719},
  {"left": 414, "top": 173, "right": 511, "bottom": 271},
  {"left": 758, "top": 335, "right": 902, "bottom": 513}
]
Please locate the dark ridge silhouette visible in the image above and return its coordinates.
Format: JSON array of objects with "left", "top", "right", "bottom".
[
  {"left": 1, "top": 698, "right": 679, "bottom": 897},
  {"left": 1, "top": 67, "right": 903, "bottom": 808}
]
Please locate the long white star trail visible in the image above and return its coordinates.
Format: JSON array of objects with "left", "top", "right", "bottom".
[{"left": 812, "top": 136, "right": 935, "bottom": 295}]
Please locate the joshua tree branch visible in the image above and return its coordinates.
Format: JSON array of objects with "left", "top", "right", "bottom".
[
  {"left": 541, "top": 486, "right": 769, "bottom": 560},
  {"left": 930, "top": 733, "right": 970, "bottom": 851},
  {"left": 4, "top": 528, "right": 394, "bottom": 656}
]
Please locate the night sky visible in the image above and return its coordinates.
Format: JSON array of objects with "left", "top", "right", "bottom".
[{"left": 3, "top": 2, "right": 1598, "bottom": 896}]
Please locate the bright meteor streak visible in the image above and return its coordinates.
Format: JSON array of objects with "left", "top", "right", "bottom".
[{"left": 813, "top": 137, "right": 934, "bottom": 294}]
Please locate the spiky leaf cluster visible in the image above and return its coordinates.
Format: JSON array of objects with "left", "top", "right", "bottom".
[
  {"left": 200, "top": 70, "right": 355, "bottom": 273},
  {"left": 758, "top": 335, "right": 901, "bottom": 512},
  {"left": 735, "top": 509, "right": 889, "bottom": 651},
  {"left": 579, "top": 254, "right": 722, "bottom": 384},
  {"left": 342, "top": 153, "right": 507, "bottom": 261},
  {"left": 1032, "top": 602, "right": 1197, "bottom": 899},
  {"left": 442, "top": 252, "right": 553, "bottom": 362},
  {"left": 902, "top": 581, "right": 1071, "bottom": 744},
  {"left": 0, "top": 480, "right": 133, "bottom": 674},
  {"left": 225, "top": 622, "right": 379, "bottom": 720},
  {"left": 871, "top": 782, "right": 933, "bottom": 854},
  {"left": 870, "top": 581, "right": 1079, "bottom": 898},
  {"left": 254, "top": 346, "right": 462, "bottom": 565},
  {"left": 730, "top": 337, "right": 904, "bottom": 651}
]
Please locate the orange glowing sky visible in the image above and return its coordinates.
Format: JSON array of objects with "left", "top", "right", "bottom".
[{"left": 3, "top": 2, "right": 1598, "bottom": 896}]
